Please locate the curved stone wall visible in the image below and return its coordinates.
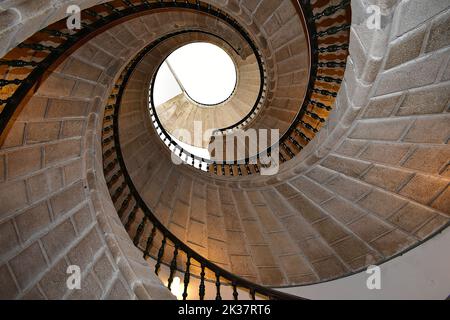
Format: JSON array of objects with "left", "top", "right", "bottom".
[
  {"left": 0, "top": 0, "right": 448, "bottom": 298},
  {"left": 117, "top": 0, "right": 450, "bottom": 287}
]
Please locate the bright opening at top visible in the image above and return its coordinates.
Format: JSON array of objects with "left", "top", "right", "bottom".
[{"left": 154, "top": 42, "right": 237, "bottom": 106}]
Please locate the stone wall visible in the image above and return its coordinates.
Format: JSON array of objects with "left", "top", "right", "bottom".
[
  {"left": 118, "top": 0, "right": 450, "bottom": 287},
  {"left": 0, "top": 13, "right": 177, "bottom": 300},
  {"left": 0, "top": 0, "right": 448, "bottom": 297}
]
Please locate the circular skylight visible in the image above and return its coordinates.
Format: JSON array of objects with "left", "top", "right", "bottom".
[{"left": 153, "top": 42, "right": 237, "bottom": 106}]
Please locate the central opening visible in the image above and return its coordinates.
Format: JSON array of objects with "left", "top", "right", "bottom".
[{"left": 153, "top": 42, "right": 237, "bottom": 106}]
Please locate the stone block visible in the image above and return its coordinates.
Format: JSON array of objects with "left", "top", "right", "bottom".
[
  {"left": 258, "top": 267, "right": 285, "bottom": 286},
  {"left": 39, "top": 74, "right": 75, "bottom": 98},
  {"left": 349, "top": 118, "right": 412, "bottom": 141},
  {"left": 402, "top": 115, "right": 450, "bottom": 144},
  {"left": 250, "top": 246, "right": 276, "bottom": 267},
  {"left": 67, "top": 228, "right": 102, "bottom": 271},
  {"left": 0, "top": 219, "right": 20, "bottom": 258},
  {"left": 431, "top": 186, "right": 450, "bottom": 215},
  {"left": 402, "top": 146, "right": 450, "bottom": 174},
  {"left": 267, "top": 231, "right": 297, "bottom": 256},
  {"left": 361, "top": 165, "right": 413, "bottom": 191},
  {"left": 106, "top": 277, "right": 133, "bottom": 300},
  {"left": 288, "top": 194, "right": 326, "bottom": 222},
  {"left": 26, "top": 121, "right": 60, "bottom": 144},
  {"left": 375, "top": 49, "right": 447, "bottom": 95},
  {"left": 349, "top": 215, "right": 393, "bottom": 242},
  {"left": 0, "top": 180, "right": 28, "bottom": 214},
  {"left": 44, "top": 139, "right": 81, "bottom": 166},
  {"left": 7, "top": 146, "right": 42, "bottom": 178},
  {"left": 385, "top": 24, "right": 427, "bottom": 69},
  {"left": 50, "top": 181, "right": 85, "bottom": 217},
  {"left": 62, "top": 120, "right": 84, "bottom": 138},
  {"left": 321, "top": 155, "right": 371, "bottom": 179},
  {"left": 93, "top": 252, "right": 116, "bottom": 289},
  {"left": 171, "top": 200, "right": 189, "bottom": 228},
  {"left": 362, "top": 92, "right": 402, "bottom": 118},
  {"left": 332, "top": 236, "right": 371, "bottom": 263},
  {"left": 335, "top": 139, "right": 367, "bottom": 157},
  {"left": 395, "top": 0, "right": 449, "bottom": 36},
  {"left": 68, "top": 271, "right": 102, "bottom": 300},
  {"left": 389, "top": 202, "right": 437, "bottom": 232},
  {"left": 311, "top": 256, "right": 347, "bottom": 280},
  {"left": 359, "top": 141, "right": 410, "bottom": 165},
  {"left": 15, "top": 201, "right": 51, "bottom": 243},
  {"left": 279, "top": 254, "right": 313, "bottom": 276},
  {"left": 322, "top": 197, "right": 365, "bottom": 224},
  {"left": 9, "top": 241, "right": 48, "bottom": 290},
  {"left": 325, "top": 175, "right": 371, "bottom": 202},
  {"left": 312, "top": 218, "right": 349, "bottom": 244},
  {"left": 41, "top": 218, "right": 77, "bottom": 263},
  {"left": 187, "top": 219, "right": 206, "bottom": 247},
  {"left": 39, "top": 257, "right": 68, "bottom": 300},
  {"left": 371, "top": 229, "right": 415, "bottom": 256},
  {"left": 358, "top": 188, "right": 407, "bottom": 218},
  {"left": 229, "top": 255, "right": 257, "bottom": 277},
  {"left": 399, "top": 174, "right": 448, "bottom": 205},
  {"left": 397, "top": 82, "right": 450, "bottom": 116},
  {"left": 72, "top": 205, "right": 93, "bottom": 234},
  {"left": 207, "top": 238, "right": 229, "bottom": 265},
  {"left": 46, "top": 99, "right": 89, "bottom": 118},
  {"left": 0, "top": 264, "right": 19, "bottom": 299}
]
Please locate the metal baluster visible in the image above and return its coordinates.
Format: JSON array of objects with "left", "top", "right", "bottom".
[
  {"left": 245, "top": 163, "right": 251, "bottom": 175},
  {"left": 18, "top": 43, "right": 59, "bottom": 52},
  {"left": 182, "top": 255, "right": 191, "bottom": 300},
  {"left": 317, "top": 61, "right": 347, "bottom": 68},
  {"left": 312, "top": 88, "right": 337, "bottom": 97},
  {"left": 106, "top": 170, "right": 121, "bottom": 188},
  {"left": 133, "top": 216, "right": 147, "bottom": 246},
  {"left": 215, "top": 273, "right": 222, "bottom": 300},
  {"left": 309, "top": 99, "right": 332, "bottom": 111},
  {"left": 104, "top": 159, "right": 118, "bottom": 174},
  {"left": 250, "top": 288, "right": 256, "bottom": 300},
  {"left": 317, "top": 43, "right": 349, "bottom": 53},
  {"left": 124, "top": 204, "right": 138, "bottom": 231},
  {"left": 237, "top": 164, "right": 243, "bottom": 176},
  {"left": 155, "top": 235, "right": 167, "bottom": 275},
  {"left": 232, "top": 281, "right": 238, "bottom": 300},
  {"left": 167, "top": 245, "right": 179, "bottom": 290},
  {"left": 305, "top": 110, "right": 326, "bottom": 123},
  {"left": 199, "top": 265, "right": 206, "bottom": 301},
  {"left": 143, "top": 224, "right": 157, "bottom": 259},
  {"left": 0, "top": 79, "right": 22, "bottom": 87},
  {"left": 229, "top": 164, "right": 234, "bottom": 176},
  {"left": 117, "top": 194, "right": 133, "bottom": 219},
  {"left": 112, "top": 182, "right": 127, "bottom": 202},
  {"left": 314, "top": 24, "right": 350, "bottom": 38},
  {"left": 316, "top": 75, "right": 342, "bottom": 84}
]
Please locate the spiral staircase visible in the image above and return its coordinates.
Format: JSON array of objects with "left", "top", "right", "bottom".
[{"left": 0, "top": 0, "right": 449, "bottom": 300}]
